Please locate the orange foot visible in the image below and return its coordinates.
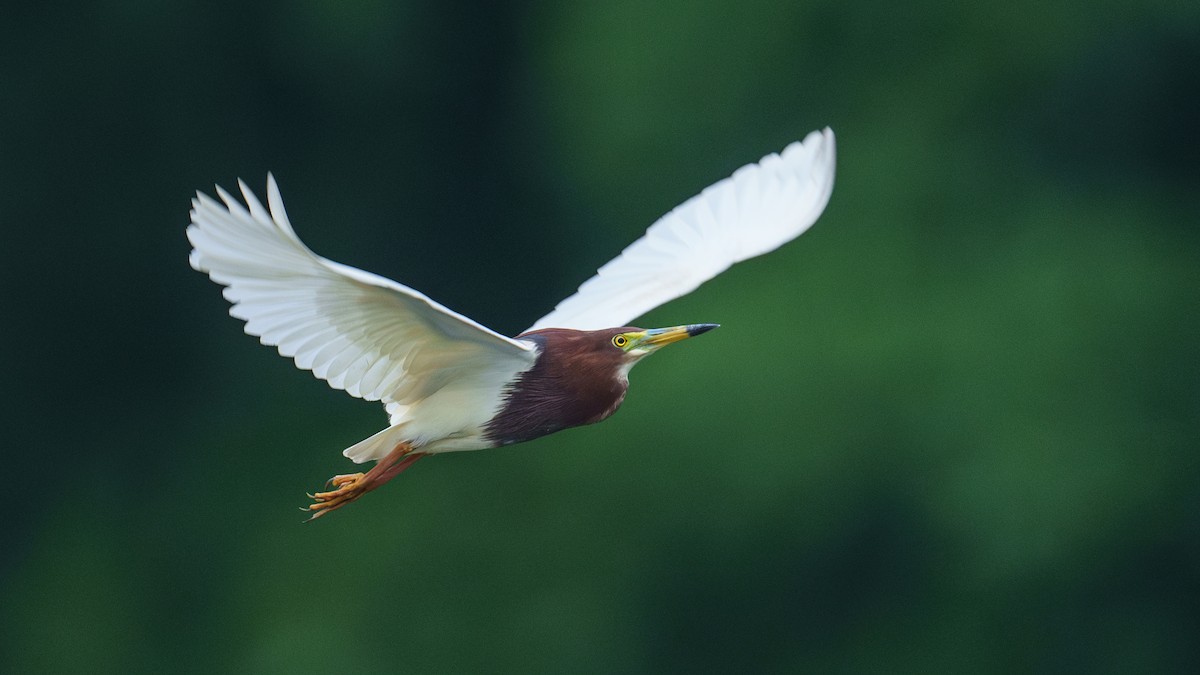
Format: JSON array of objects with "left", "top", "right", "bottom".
[
  {"left": 301, "top": 443, "right": 424, "bottom": 522},
  {"left": 304, "top": 473, "right": 368, "bottom": 520}
]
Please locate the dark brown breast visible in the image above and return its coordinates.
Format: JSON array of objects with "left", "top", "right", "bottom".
[{"left": 483, "top": 328, "right": 637, "bottom": 447}]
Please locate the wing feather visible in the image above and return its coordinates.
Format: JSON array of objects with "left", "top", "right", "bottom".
[
  {"left": 528, "top": 128, "right": 835, "bottom": 332},
  {"left": 188, "top": 175, "right": 536, "bottom": 407}
]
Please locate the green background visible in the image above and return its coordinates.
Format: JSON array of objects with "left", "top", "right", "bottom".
[{"left": 2, "top": 1, "right": 1197, "bottom": 672}]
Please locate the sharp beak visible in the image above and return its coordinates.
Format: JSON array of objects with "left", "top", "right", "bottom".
[{"left": 637, "top": 323, "right": 720, "bottom": 350}]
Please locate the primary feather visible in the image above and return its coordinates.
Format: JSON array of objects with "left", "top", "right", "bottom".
[{"left": 527, "top": 128, "right": 836, "bottom": 332}]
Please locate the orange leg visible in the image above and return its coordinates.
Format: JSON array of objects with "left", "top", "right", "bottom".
[{"left": 304, "top": 442, "right": 424, "bottom": 520}]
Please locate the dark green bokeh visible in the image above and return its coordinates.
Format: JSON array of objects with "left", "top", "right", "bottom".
[{"left": 2, "top": 1, "right": 1197, "bottom": 672}]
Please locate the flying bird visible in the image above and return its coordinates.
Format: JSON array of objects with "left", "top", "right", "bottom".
[{"left": 188, "top": 128, "right": 836, "bottom": 518}]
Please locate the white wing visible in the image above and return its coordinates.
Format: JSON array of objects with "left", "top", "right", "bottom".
[
  {"left": 527, "top": 128, "right": 836, "bottom": 332},
  {"left": 187, "top": 175, "right": 536, "bottom": 409}
]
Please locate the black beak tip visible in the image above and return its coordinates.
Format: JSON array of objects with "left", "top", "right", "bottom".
[{"left": 687, "top": 323, "right": 720, "bottom": 337}]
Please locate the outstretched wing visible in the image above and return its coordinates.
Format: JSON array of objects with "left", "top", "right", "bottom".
[
  {"left": 188, "top": 176, "right": 536, "bottom": 408},
  {"left": 527, "top": 128, "right": 836, "bottom": 332}
]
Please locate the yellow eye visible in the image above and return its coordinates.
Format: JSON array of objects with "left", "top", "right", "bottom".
[{"left": 612, "top": 335, "right": 628, "bottom": 348}]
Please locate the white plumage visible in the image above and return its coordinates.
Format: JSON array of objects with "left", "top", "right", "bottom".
[
  {"left": 528, "top": 128, "right": 835, "bottom": 332},
  {"left": 187, "top": 177, "right": 538, "bottom": 461},
  {"left": 188, "top": 128, "right": 835, "bottom": 470}
]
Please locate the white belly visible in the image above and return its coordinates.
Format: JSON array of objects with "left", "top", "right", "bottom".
[{"left": 342, "top": 358, "right": 532, "bottom": 462}]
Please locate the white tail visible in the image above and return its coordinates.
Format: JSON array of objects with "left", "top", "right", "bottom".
[{"left": 342, "top": 424, "right": 412, "bottom": 464}]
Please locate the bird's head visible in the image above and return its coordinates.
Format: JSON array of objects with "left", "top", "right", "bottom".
[
  {"left": 598, "top": 323, "right": 720, "bottom": 380},
  {"left": 608, "top": 323, "right": 719, "bottom": 358},
  {"left": 518, "top": 323, "right": 720, "bottom": 385}
]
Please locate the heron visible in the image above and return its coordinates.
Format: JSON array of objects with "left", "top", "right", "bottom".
[{"left": 187, "top": 128, "right": 835, "bottom": 519}]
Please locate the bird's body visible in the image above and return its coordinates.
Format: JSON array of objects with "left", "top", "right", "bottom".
[{"left": 188, "top": 128, "right": 836, "bottom": 518}]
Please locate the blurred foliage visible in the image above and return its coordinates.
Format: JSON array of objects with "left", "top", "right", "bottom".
[{"left": 1, "top": 0, "right": 1197, "bottom": 672}]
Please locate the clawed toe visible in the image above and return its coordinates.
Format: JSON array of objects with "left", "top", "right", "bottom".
[
  {"left": 323, "top": 472, "right": 361, "bottom": 489},
  {"left": 304, "top": 472, "right": 368, "bottom": 521},
  {"left": 299, "top": 444, "right": 422, "bottom": 522}
]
